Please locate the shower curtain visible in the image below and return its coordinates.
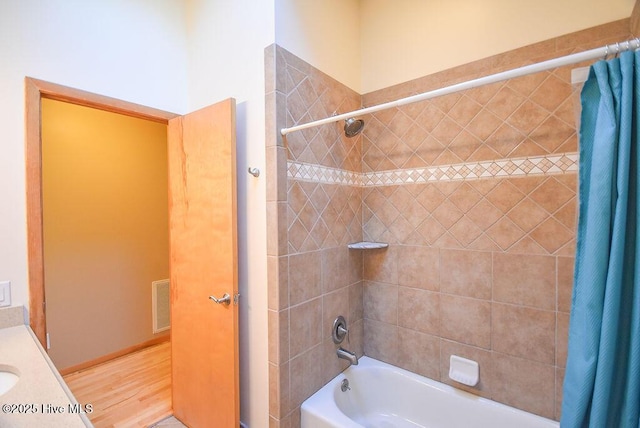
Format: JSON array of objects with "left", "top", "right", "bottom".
[{"left": 561, "top": 50, "right": 640, "bottom": 427}]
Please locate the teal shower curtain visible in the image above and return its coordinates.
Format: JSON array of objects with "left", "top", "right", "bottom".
[{"left": 561, "top": 50, "right": 640, "bottom": 427}]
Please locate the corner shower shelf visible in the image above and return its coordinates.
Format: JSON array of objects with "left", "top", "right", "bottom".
[{"left": 347, "top": 241, "right": 389, "bottom": 250}]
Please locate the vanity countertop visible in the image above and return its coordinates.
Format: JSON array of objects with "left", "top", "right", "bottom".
[{"left": 0, "top": 308, "right": 91, "bottom": 427}]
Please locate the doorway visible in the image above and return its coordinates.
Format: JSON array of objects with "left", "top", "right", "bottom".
[
  {"left": 26, "top": 78, "right": 176, "bottom": 426},
  {"left": 41, "top": 98, "right": 170, "bottom": 372},
  {"left": 25, "top": 78, "right": 178, "bottom": 348},
  {"left": 25, "top": 78, "right": 240, "bottom": 427}
]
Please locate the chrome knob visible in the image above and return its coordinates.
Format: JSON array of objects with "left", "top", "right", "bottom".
[{"left": 209, "top": 293, "right": 231, "bottom": 305}]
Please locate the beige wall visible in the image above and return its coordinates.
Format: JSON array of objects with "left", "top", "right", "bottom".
[
  {"left": 360, "top": 0, "right": 634, "bottom": 92},
  {"left": 42, "top": 99, "right": 169, "bottom": 370},
  {"left": 274, "top": 0, "right": 634, "bottom": 93},
  {"left": 275, "top": 0, "right": 361, "bottom": 92}
]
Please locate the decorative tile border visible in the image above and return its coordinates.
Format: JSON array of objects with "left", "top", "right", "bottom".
[
  {"left": 288, "top": 153, "right": 578, "bottom": 187},
  {"left": 287, "top": 162, "right": 361, "bottom": 186}
]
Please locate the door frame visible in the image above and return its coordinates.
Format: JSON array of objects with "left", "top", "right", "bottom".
[{"left": 25, "top": 77, "right": 178, "bottom": 347}]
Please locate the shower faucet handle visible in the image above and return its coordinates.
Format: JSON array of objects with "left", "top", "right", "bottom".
[{"left": 332, "top": 315, "right": 349, "bottom": 344}]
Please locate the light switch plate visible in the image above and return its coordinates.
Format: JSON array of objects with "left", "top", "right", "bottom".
[{"left": 0, "top": 281, "right": 11, "bottom": 307}]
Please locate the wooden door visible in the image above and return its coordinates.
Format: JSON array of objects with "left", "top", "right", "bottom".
[{"left": 168, "top": 99, "right": 239, "bottom": 427}]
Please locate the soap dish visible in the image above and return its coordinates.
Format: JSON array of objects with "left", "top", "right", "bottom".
[
  {"left": 347, "top": 241, "right": 389, "bottom": 250},
  {"left": 449, "top": 355, "right": 479, "bottom": 387}
]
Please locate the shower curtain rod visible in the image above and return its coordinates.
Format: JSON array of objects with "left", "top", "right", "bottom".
[{"left": 280, "top": 38, "right": 640, "bottom": 136}]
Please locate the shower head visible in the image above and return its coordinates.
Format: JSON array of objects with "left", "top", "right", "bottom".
[{"left": 344, "top": 117, "right": 365, "bottom": 138}]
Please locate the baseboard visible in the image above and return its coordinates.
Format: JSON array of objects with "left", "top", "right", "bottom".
[{"left": 59, "top": 334, "right": 170, "bottom": 376}]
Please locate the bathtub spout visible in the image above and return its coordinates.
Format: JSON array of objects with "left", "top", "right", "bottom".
[{"left": 337, "top": 347, "right": 358, "bottom": 365}]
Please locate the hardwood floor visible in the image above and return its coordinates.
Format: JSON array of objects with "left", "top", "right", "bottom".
[{"left": 63, "top": 341, "right": 172, "bottom": 427}]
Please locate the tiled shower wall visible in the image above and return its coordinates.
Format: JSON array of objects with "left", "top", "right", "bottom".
[
  {"left": 266, "top": 45, "right": 365, "bottom": 427},
  {"left": 267, "top": 18, "right": 631, "bottom": 426},
  {"left": 357, "top": 19, "right": 630, "bottom": 421}
]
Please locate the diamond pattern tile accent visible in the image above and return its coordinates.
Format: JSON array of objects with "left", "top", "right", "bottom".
[
  {"left": 288, "top": 152, "right": 578, "bottom": 189},
  {"left": 281, "top": 43, "right": 582, "bottom": 257},
  {"left": 357, "top": 61, "right": 583, "bottom": 172},
  {"left": 288, "top": 157, "right": 578, "bottom": 255},
  {"left": 283, "top": 49, "right": 362, "bottom": 173}
]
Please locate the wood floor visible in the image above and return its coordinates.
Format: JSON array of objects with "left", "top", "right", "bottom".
[{"left": 63, "top": 341, "right": 172, "bottom": 427}]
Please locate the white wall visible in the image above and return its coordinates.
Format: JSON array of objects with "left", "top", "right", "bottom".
[
  {"left": 185, "top": 1, "right": 274, "bottom": 427},
  {"left": 275, "top": 0, "right": 361, "bottom": 92},
  {"left": 1, "top": 1, "right": 272, "bottom": 425},
  {"left": 360, "top": 0, "right": 635, "bottom": 92},
  {"left": 0, "top": 0, "right": 188, "bottom": 314}
]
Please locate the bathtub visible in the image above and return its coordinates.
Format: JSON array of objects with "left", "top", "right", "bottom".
[{"left": 301, "top": 356, "right": 559, "bottom": 428}]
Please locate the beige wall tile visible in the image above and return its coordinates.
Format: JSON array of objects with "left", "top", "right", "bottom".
[
  {"left": 466, "top": 199, "right": 503, "bottom": 230},
  {"left": 554, "top": 197, "right": 577, "bottom": 230},
  {"left": 530, "top": 178, "right": 575, "bottom": 214},
  {"left": 556, "top": 367, "right": 566, "bottom": 421},
  {"left": 491, "top": 352, "right": 555, "bottom": 419},
  {"left": 348, "top": 250, "right": 364, "bottom": 285},
  {"left": 492, "top": 303, "right": 556, "bottom": 364},
  {"left": 507, "top": 198, "right": 548, "bottom": 233},
  {"left": 321, "top": 247, "right": 349, "bottom": 293},
  {"left": 440, "top": 294, "right": 491, "bottom": 349},
  {"left": 266, "top": 146, "right": 288, "bottom": 202},
  {"left": 440, "top": 249, "right": 492, "bottom": 299},
  {"left": 364, "top": 319, "right": 399, "bottom": 365},
  {"left": 323, "top": 287, "right": 350, "bottom": 341},
  {"left": 556, "top": 19, "right": 629, "bottom": 50},
  {"left": 268, "top": 255, "right": 289, "bottom": 311},
  {"left": 289, "top": 344, "right": 324, "bottom": 410},
  {"left": 268, "top": 362, "right": 279, "bottom": 418},
  {"left": 493, "top": 253, "right": 556, "bottom": 309},
  {"left": 448, "top": 182, "right": 483, "bottom": 213},
  {"left": 486, "top": 217, "right": 526, "bottom": 250},
  {"left": 397, "top": 327, "right": 440, "bottom": 379},
  {"left": 269, "top": 361, "right": 290, "bottom": 419},
  {"left": 290, "top": 298, "right": 322, "bottom": 358},
  {"left": 432, "top": 200, "right": 464, "bottom": 229},
  {"left": 349, "top": 281, "right": 364, "bottom": 322},
  {"left": 288, "top": 251, "right": 322, "bottom": 306},
  {"left": 265, "top": 44, "right": 276, "bottom": 95},
  {"left": 485, "top": 180, "right": 526, "bottom": 213},
  {"left": 530, "top": 217, "right": 573, "bottom": 254},
  {"left": 349, "top": 318, "right": 365, "bottom": 358},
  {"left": 364, "top": 246, "right": 398, "bottom": 284},
  {"left": 321, "top": 337, "right": 351, "bottom": 385},
  {"left": 557, "top": 312, "right": 569, "bottom": 368},
  {"left": 398, "top": 286, "right": 440, "bottom": 336},
  {"left": 268, "top": 201, "right": 288, "bottom": 256},
  {"left": 364, "top": 281, "right": 398, "bottom": 325},
  {"left": 397, "top": 245, "right": 439, "bottom": 290},
  {"left": 268, "top": 309, "right": 290, "bottom": 365},
  {"left": 557, "top": 257, "right": 575, "bottom": 312}
]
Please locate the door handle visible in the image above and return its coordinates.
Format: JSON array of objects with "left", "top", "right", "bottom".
[{"left": 209, "top": 293, "right": 231, "bottom": 305}]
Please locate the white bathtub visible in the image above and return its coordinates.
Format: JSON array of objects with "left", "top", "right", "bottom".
[{"left": 301, "top": 356, "right": 559, "bottom": 428}]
